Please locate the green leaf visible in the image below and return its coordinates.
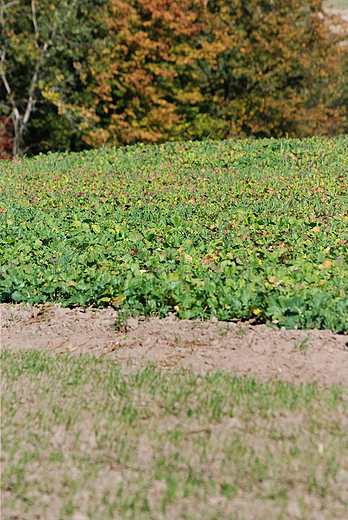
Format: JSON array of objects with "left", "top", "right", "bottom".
[{"left": 91, "top": 224, "right": 101, "bottom": 233}]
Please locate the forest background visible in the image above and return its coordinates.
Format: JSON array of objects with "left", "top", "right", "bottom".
[{"left": 0, "top": 0, "right": 347, "bottom": 159}]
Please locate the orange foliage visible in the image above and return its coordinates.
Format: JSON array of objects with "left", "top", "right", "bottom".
[
  {"left": 4, "top": 0, "right": 344, "bottom": 153},
  {"left": 83, "top": 0, "right": 204, "bottom": 147},
  {"left": 82, "top": 0, "right": 347, "bottom": 147}
]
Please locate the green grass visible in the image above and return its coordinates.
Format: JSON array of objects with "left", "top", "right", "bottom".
[
  {"left": 2, "top": 348, "right": 348, "bottom": 520},
  {"left": 1, "top": 136, "right": 347, "bottom": 330}
]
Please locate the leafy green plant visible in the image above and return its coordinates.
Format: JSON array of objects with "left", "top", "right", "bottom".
[
  {"left": 113, "top": 309, "right": 131, "bottom": 333},
  {"left": 0, "top": 135, "right": 347, "bottom": 331}
]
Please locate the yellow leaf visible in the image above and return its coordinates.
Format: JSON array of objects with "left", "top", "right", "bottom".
[
  {"left": 66, "top": 280, "right": 77, "bottom": 288},
  {"left": 258, "top": 259, "right": 262, "bottom": 265},
  {"left": 319, "top": 260, "right": 332, "bottom": 269},
  {"left": 253, "top": 308, "right": 261, "bottom": 315},
  {"left": 319, "top": 279, "right": 326, "bottom": 285}
]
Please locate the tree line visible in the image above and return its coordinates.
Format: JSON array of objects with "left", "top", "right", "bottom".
[{"left": 1, "top": 0, "right": 347, "bottom": 158}]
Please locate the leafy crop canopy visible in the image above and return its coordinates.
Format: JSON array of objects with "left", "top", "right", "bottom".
[{"left": 0, "top": 136, "right": 347, "bottom": 331}]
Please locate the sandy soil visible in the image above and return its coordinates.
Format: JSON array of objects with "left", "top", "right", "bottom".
[
  {"left": 325, "top": 6, "right": 348, "bottom": 41},
  {"left": 1, "top": 303, "right": 347, "bottom": 386},
  {"left": 326, "top": 7, "right": 348, "bottom": 24}
]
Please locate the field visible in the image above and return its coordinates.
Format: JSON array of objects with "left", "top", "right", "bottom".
[
  {"left": 2, "top": 349, "right": 348, "bottom": 520},
  {"left": 1, "top": 135, "right": 348, "bottom": 520},
  {"left": 1, "top": 136, "right": 348, "bottom": 330}
]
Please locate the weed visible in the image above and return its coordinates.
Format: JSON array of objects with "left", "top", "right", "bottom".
[
  {"left": 235, "top": 325, "right": 248, "bottom": 338},
  {"left": 294, "top": 336, "right": 310, "bottom": 355},
  {"left": 217, "top": 323, "right": 229, "bottom": 337},
  {"left": 113, "top": 309, "right": 130, "bottom": 333}
]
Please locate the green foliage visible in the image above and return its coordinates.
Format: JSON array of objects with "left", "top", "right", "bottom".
[
  {"left": 0, "top": 0, "right": 106, "bottom": 155},
  {"left": 1, "top": 135, "right": 347, "bottom": 330}
]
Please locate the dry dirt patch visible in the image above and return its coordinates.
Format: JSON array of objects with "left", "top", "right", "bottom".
[
  {"left": 326, "top": 7, "right": 348, "bottom": 24},
  {"left": 1, "top": 303, "right": 347, "bottom": 386}
]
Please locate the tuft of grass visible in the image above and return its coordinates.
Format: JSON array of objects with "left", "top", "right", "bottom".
[
  {"left": 294, "top": 336, "right": 310, "bottom": 355},
  {"left": 2, "top": 348, "right": 348, "bottom": 520}
]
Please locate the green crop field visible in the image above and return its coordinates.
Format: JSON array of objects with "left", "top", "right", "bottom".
[{"left": 1, "top": 136, "right": 347, "bottom": 331}]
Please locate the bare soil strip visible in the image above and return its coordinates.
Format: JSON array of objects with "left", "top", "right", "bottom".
[
  {"left": 2, "top": 303, "right": 347, "bottom": 386},
  {"left": 326, "top": 7, "right": 348, "bottom": 23}
]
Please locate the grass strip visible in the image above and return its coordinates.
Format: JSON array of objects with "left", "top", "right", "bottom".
[{"left": 2, "top": 348, "right": 348, "bottom": 520}]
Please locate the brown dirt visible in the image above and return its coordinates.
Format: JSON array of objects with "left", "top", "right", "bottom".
[{"left": 2, "top": 303, "right": 348, "bottom": 386}]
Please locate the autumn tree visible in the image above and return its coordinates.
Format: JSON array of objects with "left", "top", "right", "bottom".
[
  {"left": 185, "top": 0, "right": 348, "bottom": 140},
  {"left": 83, "top": 0, "right": 347, "bottom": 148},
  {"left": 81, "top": 0, "right": 205, "bottom": 149}
]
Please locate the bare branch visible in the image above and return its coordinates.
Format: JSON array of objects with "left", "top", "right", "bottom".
[
  {"left": 0, "top": 49, "right": 16, "bottom": 111},
  {"left": 31, "top": 0, "right": 38, "bottom": 39},
  {"left": 0, "top": 0, "right": 18, "bottom": 31},
  {"left": 20, "top": 41, "right": 48, "bottom": 138},
  {"left": 1, "top": 1, "right": 19, "bottom": 12},
  {"left": 80, "top": 112, "right": 97, "bottom": 131}
]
